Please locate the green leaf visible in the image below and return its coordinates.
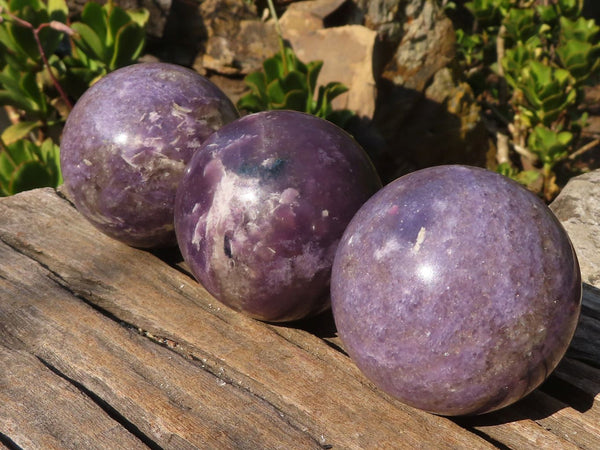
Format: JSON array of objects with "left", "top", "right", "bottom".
[
  {"left": 503, "top": 8, "right": 537, "bottom": 42},
  {"left": 10, "top": 159, "right": 55, "bottom": 193},
  {"left": 263, "top": 56, "right": 283, "bottom": 83},
  {"left": 80, "top": 1, "right": 107, "bottom": 45},
  {"left": 71, "top": 22, "right": 107, "bottom": 63},
  {"left": 0, "top": 147, "right": 17, "bottom": 177},
  {"left": 557, "top": 0, "right": 584, "bottom": 19},
  {"left": 1, "top": 120, "right": 40, "bottom": 144},
  {"left": 322, "top": 82, "right": 349, "bottom": 101},
  {"left": 126, "top": 8, "right": 150, "bottom": 28},
  {"left": 0, "top": 66, "right": 40, "bottom": 112},
  {"left": 306, "top": 60, "right": 323, "bottom": 97},
  {"left": 314, "top": 84, "right": 333, "bottom": 118},
  {"left": 266, "top": 79, "right": 285, "bottom": 106},
  {"left": 465, "top": 0, "right": 499, "bottom": 25},
  {"left": 109, "top": 22, "right": 145, "bottom": 70},
  {"left": 283, "top": 45, "right": 304, "bottom": 73},
  {"left": 0, "top": 137, "right": 61, "bottom": 194},
  {"left": 243, "top": 71, "right": 267, "bottom": 99},
  {"left": 4, "top": 139, "right": 36, "bottom": 165},
  {"left": 39, "top": 137, "right": 62, "bottom": 185},
  {"left": 279, "top": 89, "right": 307, "bottom": 111},
  {"left": 9, "top": 16, "right": 40, "bottom": 62},
  {"left": 528, "top": 125, "right": 573, "bottom": 165},
  {"left": 106, "top": 4, "right": 132, "bottom": 48},
  {"left": 501, "top": 43, "right": 535, "bottom": 87},
  {"left": 536, "top": 5, "right": 558, "bottom": 24},
  {"left": 281, "top": 70, "right": 306, "bottom": 93},
  {"left": 560, "top": 16, "right": 599, "bottom": 44},
  {"left": 0, "top": 65, "right": 23, "bottom": 93},
  {"left": 540, "top": 87, "right": 576, "bottom": 115},
  {"left": 20, "top": 70, "right": 46, "bottom": 113},
  {"left": 236, "top": 93, "right": 263, "bottom": 113},
  {"left": 47, "top": 0, "right": 67, "bottom": 20},
  {"left": 8, "top": 0, "right": 45, "bottom": 13},
  {"left": 515, "top": 170, "right": 542, "bottom": 187},
  {"left": 0, "top": 89, "right": 33, "bottom": 111},
  {"left": 527, "top": 61, "right": 552, "bottom": 87},
  {"left": 556, "top": 39, "right": 599, "bottom": 82},
  {"left": 325, "top": 109, "right": 355, "bottom": 129}
]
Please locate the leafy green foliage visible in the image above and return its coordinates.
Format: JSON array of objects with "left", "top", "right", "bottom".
[
  {"left": 0, "top": 0, "right": 148, "bottom": 196},
  {"left": 0, "top": 137, "right": 61, "bottom": 195},
  {"left": 70, "top": 1, "right": 148, "bottom": 78},
  {"left": 0, "top": 0, "right": 67, "bottom": 71},
  {"left": 237, "top": 43, "right": 354, "bottom": 129},
  {"left": 455, "top": 0, "right": 600, "bottom": 200},
  {"left": 527, "top": 124, "right": 573, "bottom": 167}
]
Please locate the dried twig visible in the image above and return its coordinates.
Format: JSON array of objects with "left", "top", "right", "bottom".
[
  {"left": 496, "top": 132, "right": 510, "bottom": 165},
  {"left": 569, "top": 138, "right": 600, "bottom": 160}
]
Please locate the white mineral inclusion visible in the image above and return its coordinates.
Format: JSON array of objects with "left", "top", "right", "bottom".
[
  {"left": 412, "top": 226, "right": 427, "bottom": 254},
  {"left": 374, "top": 237, "right": 401, "bottom": 261},
  {"left": 279, "top": 187, "right": 300, "bottom": 205}
]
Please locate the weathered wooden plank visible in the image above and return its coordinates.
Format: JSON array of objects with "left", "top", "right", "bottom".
[
  {"left": 0, "top": 188, "right": 497, "bottom": 448},
  {"left": 554, "top": 357, "right": 600, "bottom": 400},
  {"left": 0, "top": 240, "right": 324, "bottom": 449},
  {"left": 569, "top": 313, "right": 600, "bottom": 368},
  {"left": 1, "top": 187, "right": 600, "bottom": 449},
  {"left": 0, "top": 344, "right": 146, "bottom": 449},
  {"left": 582, "top": 283, "right": 600, "bottom": 320}
]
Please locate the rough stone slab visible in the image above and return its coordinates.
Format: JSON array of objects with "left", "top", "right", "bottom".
[
  {"left": 279, "top": 0, "right": 349, "bottom": 36},
  {"left": 283, "top": 25, "right": 378, "bottom": 119},
  {"left": 550, "top": 170, "right": 600, "bottom": 286},
  {"left": 198, "top": 0, "right": 279, "bottom": 75}
]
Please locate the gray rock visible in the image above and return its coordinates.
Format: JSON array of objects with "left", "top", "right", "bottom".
[
  {"left": 367, "top": 0, "right": 492, "bottom": 181},
  {"left": 382, "top": 0, "right": 455, "bottom": 92},
  {"left": 550, "top": 170, "right": 600, "bottom": 287},
  {"left": 197, "top": 0, "right": 279, "bottom": 75},
  {"left": 354, "top": 0, "right": 405, "bottom": 43}
]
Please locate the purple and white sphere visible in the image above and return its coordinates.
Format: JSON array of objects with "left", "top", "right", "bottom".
[
  {"left": 331, "top": 165, "right": 581, "bottom": 416},
  {"left": 60, "top": 62, "right": 239, "bottom": 248},
  {"left": 174, "top": 110, "right": 382, "bottom": 322}
]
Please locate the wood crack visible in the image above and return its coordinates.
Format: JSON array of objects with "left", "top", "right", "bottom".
[
  {"left": 185, "top": 354, "right": 329, "bottom": 449},
  {"left": 0, "top": 432, "right": 22, "bottom": 450},
  {"left": 35, "top": 356, "right": 159, "bottom": 450}
]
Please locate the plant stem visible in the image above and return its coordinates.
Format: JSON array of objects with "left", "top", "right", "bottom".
[
  {"left": 496, "top": 131, "right": 510, "bottom": 165},
  {"left": 5, "top": 12, "right": 73, "bottom": 111},
  {"left": 266, "top": 0, "right": 288, "bottom": 74},
  {"left": 542, "top": 163, "right": 555, "bottom": 201},
  {"left": 35, "top": 23, "right": 73, "bottom": 111}
]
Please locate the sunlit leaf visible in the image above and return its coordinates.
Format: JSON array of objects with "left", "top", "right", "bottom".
[
  {"left": 1, "top": 120, "right": 40, "bottom": 144},
  {"left": 109, "top": 21, "right": 145, "bottom": 70}
]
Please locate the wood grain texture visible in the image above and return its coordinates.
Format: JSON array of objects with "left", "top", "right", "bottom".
[{"left": 1, "top": 187, "right": 599, "bottom": 449}]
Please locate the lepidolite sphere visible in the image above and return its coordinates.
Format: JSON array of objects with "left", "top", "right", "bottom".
[
  {"left": 60, "top": 62, "right": 239, "bottom": 248},
  {"left": 174, "top": 110, "right": 382, "bottom": 322},
  {"left": 331, "top": 165, "right": 581, "bottom": 416}
]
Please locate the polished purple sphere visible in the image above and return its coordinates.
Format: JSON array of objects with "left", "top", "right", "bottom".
[
  {"left": 174, "top": 110, "right": 382, "bottom": 322},
  {"left": 60, "top": 62, "right": 239, "bottom": 248},
  {"left": 331, "top": 165, "right": 581, "bottom": 416}
]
